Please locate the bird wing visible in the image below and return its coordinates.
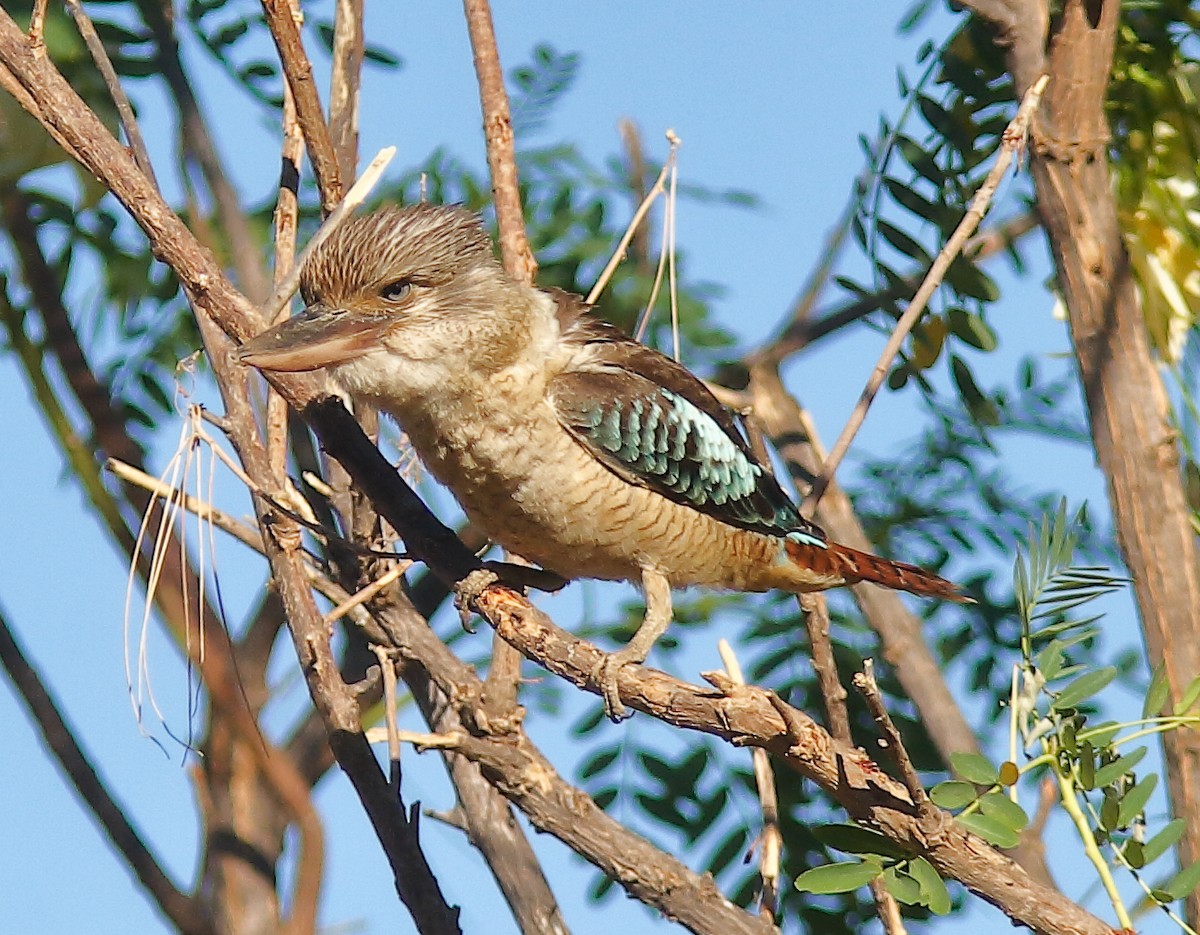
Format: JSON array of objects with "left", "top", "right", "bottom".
[{"left": 546, "top": 294, "right": 826, "bottom": 545}]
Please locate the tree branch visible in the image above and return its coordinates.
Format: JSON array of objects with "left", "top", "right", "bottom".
[
  {"left": 260, "top": 0, "right": 344, "bottom": 213},
  {"left": 0, "top": 603, "right": 213, "bottom": 935}
]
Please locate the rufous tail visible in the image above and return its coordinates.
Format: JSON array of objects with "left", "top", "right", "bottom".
[{"left": 783, "top": 539, "right": 972, "bottom": 603}]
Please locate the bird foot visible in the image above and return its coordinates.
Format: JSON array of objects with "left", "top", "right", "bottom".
[
  {"left": 452, "top": 567, "right": 500, "bottom": 632},
  {"left": 592, "top": 650, "right": 644, "bottom": 722}
]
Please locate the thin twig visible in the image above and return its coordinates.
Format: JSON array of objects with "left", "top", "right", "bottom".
[
  {"left": 797, "top": 595, "right": 905, "bottom": 931},
  {"left": 106, "top": 458, "right": 264, "bottom": 553},
  {"left": 325, "top": 564, "right": 407, "bottom": 625},
  {"left": 461, "top": 0, "right": 536, "bottom": 726},
  {"left": 588, "top": 131, "right": 681, "bottom": 306},
  {"left": 718, "top": 640, "right": 780, "bottom": 922},
  {"left": 267, "top": 70, "right": 303, "bottom": 478},
  {"left": 461, "top": 0, "right": 536, "bottom": 283},
  {"left": 28, "top": 0, "right": 48, "bottom": 47},
  {"left": 853, "top": 660, "right": 932, "bottom": 812},
  {"left": 364, "top": 727, "right": 464, "bottom": 750},
  {"left": 63, "top": 0, "right": 158, "bottom": 188},
  {"left": 798, "top": 593, "right": 850, "bottom": 742},
  {"left": 260, "top": 146, "right": 395, "bottom": 323},
  {"left": 260, "top": 0, "right": 344, "bottom": 213},
  {"left": 804, "top": 74, "right": 1049, "bottom": 510}
]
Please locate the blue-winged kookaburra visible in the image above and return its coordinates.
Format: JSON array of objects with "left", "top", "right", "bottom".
[{"left": 239, "top": 204, "right": 966, "bottom": 718}]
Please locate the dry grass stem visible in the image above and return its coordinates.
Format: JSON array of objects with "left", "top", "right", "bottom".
[
  {"left": 718, "top": 639, "right": 781, "bottom": 920},
  {"left": 804, "top": 74, "right": 1049, "bottom": 511},
  {"left": 121, "top": 408, "right": 217, "bottom": 744}
]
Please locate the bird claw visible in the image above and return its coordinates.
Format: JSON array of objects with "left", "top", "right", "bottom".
[
  {"left": 592, "top": 652, "right": 638, "bottom": 722},
  {"left": 452, "top": 567, "right": 500, "bottom": 632}
]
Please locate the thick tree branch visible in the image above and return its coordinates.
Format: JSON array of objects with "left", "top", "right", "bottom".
[
  {"left": 1010, "top": 0, "right": 1200, "bottom": 922},
  {"left": 463, "top": 586, "right": 1109, "bottom": 935}
]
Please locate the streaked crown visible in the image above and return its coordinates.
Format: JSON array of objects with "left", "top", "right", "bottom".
[{"left": 300, "top": 203, "right": 496, "bottom": 308}]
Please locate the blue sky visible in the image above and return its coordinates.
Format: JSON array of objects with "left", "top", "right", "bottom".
[{"left": 0, "top": 4, "right": 1171, "bottom": 934}]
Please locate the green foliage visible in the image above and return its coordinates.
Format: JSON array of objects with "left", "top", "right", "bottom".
[{"left": 1008, "top": 504, "right": 1199, "bottom": 925}]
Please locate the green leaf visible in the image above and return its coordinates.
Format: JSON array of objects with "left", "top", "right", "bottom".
[
  {"left": 1091, "top": 746, "right": 1147, "bottom": 789},
  {"left": 1173, "top": 673, "right": 1200, "bottom": 716},
  {"left": 363, "top": 43, "right": 403, "bottom": 69},
  {"left": 1144, "top": 662, "right": 1169, "bottom": 718},
  {"left": 950, "top": 751, "right": 999, "bottom": 785},
  {"left": 1052, "top": 667, "right": 1117, "bottom": 711},
  {"left": 1163, "top": 859, "right": 1200, "bottom": 900},
  {"left": 907, "top": 856, "right": 952, "bottom": 915},
  {"left": 956, "top": 813, "right": 1021, "bottom": 849},
  {"left": 1142, "top": 819, "right": 1187, "bottom": 866},
  {"left": 794, "top": 860, "right": 882, "bottom": 894},
  {"left": 1101, "top": 790, "right": 1120, "bottom": 832},
  {"left": 947, "top": 307, "right": 998, "bottom": 351},
  {"left": 979, "top": 792, "right": 1029, "bottom": 831},
  {"left": 1126, "top": 839, "right": 1146, "bottom": 869},
  {"left": 1079, "top": 741, "right": 1096, "bottom": 790},
  {"left": 877, "top": 219, "right": 932, "bottom": 264},
  {"left": 1117, "top": 774, "right": 1158, "bottom": 829},
  {"left": 883, "top": 866, "right": 923, "bottom": 905},
  {"left": 580, "top": 748, "right": 619, "bottom": 779},
  {"left": 812, "top": 823, "right": 909, "bottom": 860},
  {"left": 930, "top": 781, "right": 977, "bottom": 809}
]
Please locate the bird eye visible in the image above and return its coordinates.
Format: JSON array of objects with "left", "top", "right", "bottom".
[{"left": 380, "top": 279, "right": 412, "bottom": 302}]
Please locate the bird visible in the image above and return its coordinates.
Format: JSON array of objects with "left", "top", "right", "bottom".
[{"left": 239, "top": 203, "right": 968, "bottom": 719}]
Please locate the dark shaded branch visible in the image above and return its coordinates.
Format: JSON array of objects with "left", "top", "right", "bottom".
[{"left": 0, "top": 603, "right": 214, "bottom": 935}]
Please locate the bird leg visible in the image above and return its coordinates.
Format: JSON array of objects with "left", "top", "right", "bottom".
[{"left": 594, "top": 567, "right": 673, "bottom": 721}]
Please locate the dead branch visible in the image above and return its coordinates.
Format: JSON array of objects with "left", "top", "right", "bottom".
[
  {"left": 133, "top": 0, "right": 271, "bottom": 303},
  {"left": 469, "top": 585, "right": 1109, "bottom": 935},
  {"left": 854, "top": 661, "right": 933, "bottom": 813},
  {"left": 328, "top": 0, "right": 363, "bottom": 177}
]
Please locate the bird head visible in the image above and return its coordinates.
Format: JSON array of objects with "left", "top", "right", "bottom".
[{"left": 238, "top": 204, "right": 521, "bottom": 379}]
